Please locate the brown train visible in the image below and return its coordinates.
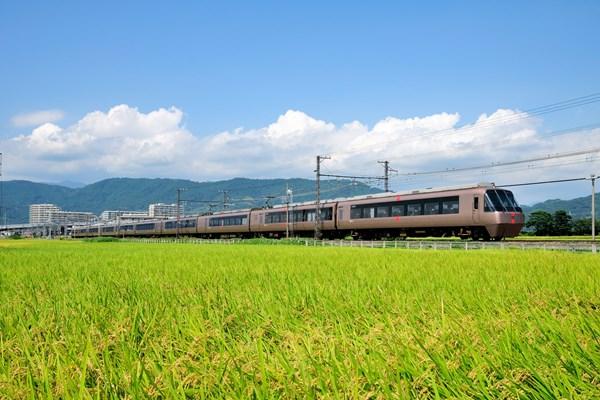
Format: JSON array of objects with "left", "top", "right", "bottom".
[{"left": 72, "top": 183, "right": 524, "bottom": 240}]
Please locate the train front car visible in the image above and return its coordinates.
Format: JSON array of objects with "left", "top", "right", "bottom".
[
  {"left": 336, "top": 183, "right": 524, "bottom": 240},
  {"left": 477, "top": 188, "right": 524, "bottom": 239}
]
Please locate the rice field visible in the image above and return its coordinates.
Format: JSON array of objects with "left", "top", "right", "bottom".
[{"left": 0, "top": 240, "right": 598, "bottom": 398}]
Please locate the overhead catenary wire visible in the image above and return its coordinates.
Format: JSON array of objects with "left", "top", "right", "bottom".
[
  {"left": 393, "top": 153, "right": 600, "bottom": 181},
  {"left": 402, "top": 93, "right": 600, "bottom": 142},
  {"left": 398, "top": 146, "right": 600, "bottom": 177},
  {"left": 322, "top": 119, "right": 600, "bottom": 185},
  {"left": 391, "top": 157, "right": 600, "bottom": 188},
  {"left": 343, "top": 92, "right": 600, "bottom": 155},
  {"left": 381, "top": 122, "right": 600, "bottom": 165},
  {"left": 496, "top": 176, "right": 593, "bottom": 188}
]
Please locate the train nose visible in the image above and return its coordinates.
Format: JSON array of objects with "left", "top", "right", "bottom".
[{"left": 506, "top": 211, "right": 524, "bottom": 224}]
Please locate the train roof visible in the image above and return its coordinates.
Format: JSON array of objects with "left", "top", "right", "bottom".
[{"left": 267, "top": 182, "right": 496, "bottom": 210}]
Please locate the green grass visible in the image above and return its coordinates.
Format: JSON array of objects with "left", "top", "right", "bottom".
[
  {"left": 0, "top": 240, "right": 598, "bottom": 398},
  {"left": 512, "top": 235, "right": 595, "bottom": 241}
]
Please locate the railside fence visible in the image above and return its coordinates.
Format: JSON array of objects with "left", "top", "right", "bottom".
[{"left": 124, "top": 238, "right": 598, "bottom": 253}]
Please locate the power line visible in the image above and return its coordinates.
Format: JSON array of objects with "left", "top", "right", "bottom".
[
  {"left": 392, "top": 155, "right": 600, "bottom": 185},
  {"left": 227, "top": 181, "right": 362, "bottom": 206},
  {"left": 496, "top": 177, "right": 591, "bottom": 188},
  {"left": 344, "top": 92, "right": 600, "bottom": 154},
  {"left": 399, "top": 146, "right": 600, "bottom": 177},
  {"left": 383, "top": 122, "right": 600, "bottom": 165}
]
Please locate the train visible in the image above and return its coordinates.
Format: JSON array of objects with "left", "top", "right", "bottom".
[{"left": 72, "top": 183, "right": 524, "bottom": 240}]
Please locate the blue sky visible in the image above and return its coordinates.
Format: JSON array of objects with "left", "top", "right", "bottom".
[{"left": 1, "top": 1, "right": 600, "bottom": 203}]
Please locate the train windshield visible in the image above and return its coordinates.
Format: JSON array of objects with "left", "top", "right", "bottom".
[{"left": 484, "top": 190, "right": 522, "bottom": 212}]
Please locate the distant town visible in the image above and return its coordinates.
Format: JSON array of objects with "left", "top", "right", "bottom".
[{"left": 3, "top": 203, "right": 183, "bottom": 237}]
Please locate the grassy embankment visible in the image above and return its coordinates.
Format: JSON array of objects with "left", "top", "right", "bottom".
[{"left": 0, "top": 240, "right": 598, "bottom": 398}]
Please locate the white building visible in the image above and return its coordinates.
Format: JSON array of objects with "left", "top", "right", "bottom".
[
  {"left": 29, "top": 204, "right": 60, "bottom": 224},
  {"left": 51, "top": 211, "right": 96, "bottom": 225},
  {"left": 29, "top": 204, "right": 96, "bottom": 225},
  {"left": 149, "top": 203, "right": 180, "bottom": 218},
  {"left": 100, "top": 210, "right": 145, "bottom": 221}
]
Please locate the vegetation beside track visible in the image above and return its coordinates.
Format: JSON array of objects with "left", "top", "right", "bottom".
[{"left": 0, "top": 240, "right": 598, "bottom": 398}]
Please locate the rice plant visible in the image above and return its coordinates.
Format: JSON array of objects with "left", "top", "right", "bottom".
[{"left": 0, "top": 240, "right": 598, "bottom": 398}]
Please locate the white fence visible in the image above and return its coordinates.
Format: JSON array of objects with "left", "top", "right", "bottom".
[{"left": 127, "top": 238, "right": 599, "bottom": 253}]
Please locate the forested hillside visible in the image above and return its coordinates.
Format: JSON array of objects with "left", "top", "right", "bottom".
[{"left": 2, "top": 178, "right": 381, "bottom": 224}]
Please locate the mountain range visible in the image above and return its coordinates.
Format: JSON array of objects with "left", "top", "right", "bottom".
[
  {"left": 1, "top": 178, "right": 598, "bottom": 224},
  {"left": 1, "top": 178, "right": 381, "bottom": 224},
  {"left": 520, "top": 196, "right": 599, "bottom": 220}
]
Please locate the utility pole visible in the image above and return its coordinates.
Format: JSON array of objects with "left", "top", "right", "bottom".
[
  {"left": 285, "top": 183, "right": 292, "bottom": 239},
  {"left": 592, "top": 175, "right": 596, "bottom": 242},
  {"left": 315, "top": 155, "right": 330, "bottom": 239},
  {"left": 220, "top": 190, "right": 230, "bottom": 210},
  {"left": 378, "top": 160, "right": 397, "bottom": 192},
  {"left": 176, "top": 188, "right": 186, "bottom": 239}
]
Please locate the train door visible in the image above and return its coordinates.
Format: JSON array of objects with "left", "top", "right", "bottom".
[{"left": 472, "top": 195, "right": 481, "bottom": 223}]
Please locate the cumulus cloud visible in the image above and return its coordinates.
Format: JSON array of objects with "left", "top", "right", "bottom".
[
  {"left": 11, "top": 109, "right": 65, "bottom": 127},
  {"left": 3, "top": 104, "right": 600, "bottom": 203}
]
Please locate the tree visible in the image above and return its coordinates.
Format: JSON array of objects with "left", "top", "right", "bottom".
[
  {"left": 572, "top": 218, "right": 592, "bottom": 235},
  {"left": 552, "top": 210, "right": 573, "bottom": 236},
  {"left": 525, "top": 211, "right": 554, "bottom": 236}
]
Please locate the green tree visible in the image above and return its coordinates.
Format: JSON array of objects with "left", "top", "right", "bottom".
[
  {"left": 571, "top": 218, "right": 600, "bottom": 235},
  {"left": 552, "top": 210, "right": 573, "bottom": 236},
  {"left": 525, "top": 211, "right": 554, "bottom": 236}
]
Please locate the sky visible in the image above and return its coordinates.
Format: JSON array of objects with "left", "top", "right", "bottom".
[{"left": 1, "top": 1, "right": 600, "bottom": 204}]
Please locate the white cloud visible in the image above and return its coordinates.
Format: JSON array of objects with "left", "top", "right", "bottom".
[
  {"left": 3, "top": 104, "right": 600, "bottom": 203},
  {"left": 11, "top": 109, "right": 65, "bottom": 127}
]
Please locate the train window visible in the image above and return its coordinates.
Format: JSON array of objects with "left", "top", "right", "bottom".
[
  {"left": 423, "top": 200, "right": 440, "bottom": 215},
  {"left": 293, "top": 210, "right": 304, "bottom": 222},
  {"left": 495, "top": 190, "right": 518, "bottom": 212},
  {"left": 376, "top": 206, "right": 390, "bottom": 218},
  {"left": 350, "top": 207, "right": 362, "bottom": 219},
  {"left": 391, "top": 205, "right": 405, "bottom": 217},
  {"left": 306, "top": 211, "right": 316, "bottom": 222},
  {"left": 485, "top": 190, "right": 505, "bottom": 212},
  {"left": 442, "top": 198, "right": 460, "bottom": 214},
  {"left": 266, "top": 212, "right": 287, "bottom": 224},
  {"left": 320, "top": 207, "right": 333, "bottom": 220},
  {"left": 363, "top": 207, "right": 375, "bottom": 219},
  {"left": 211, "top": 215, "right": 249, "bottom": 226},
  {"left": 137, "top": 223, "right": 155, "bottom": 231},
  {"left": 407, "top": 203, "right": 422, "bottom": 216},
  {"left": 484, "top": 196, "right": 494, "bottom": 212},
  {"left": 473, "top": 197, "right": 479, "bottom": 210},
  {"left": 503, "top": 191, "right": 522, "bottom": 212},
  {"left": 182, "top": 219, "right": 196, "bottom": 228}
]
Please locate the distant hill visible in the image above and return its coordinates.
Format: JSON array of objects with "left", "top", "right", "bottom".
[
  {"left": 4, "top": 177, "right": 597, "bottom": 224},
  {"left": 521, "top": 194, "right": 600, "bottom": 219},
  {"left": 1, "top": 177, "right": 382, "bottom": 224}
]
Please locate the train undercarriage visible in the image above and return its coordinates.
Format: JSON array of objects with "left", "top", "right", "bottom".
[{"left": 138, "top": 226, "right": 504, "bottom": 241}]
